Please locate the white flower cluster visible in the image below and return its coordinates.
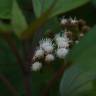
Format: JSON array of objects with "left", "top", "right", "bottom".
[
  {"left": 31, "top": 16, "right": 89, "bottom": 71},
  {"left": 31, "top": 30, "right": 70, "bottom": 71}
]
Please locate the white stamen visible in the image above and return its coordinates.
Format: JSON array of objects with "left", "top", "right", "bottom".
[
  {"left": 60, "top": 17, "right": 67, "bottom": 25},
  {"left": 70, "top": 17, "right": 78, "bottom": 24},
  {"left": 39, "top": 38, "right": 54, "bottom": 53}
]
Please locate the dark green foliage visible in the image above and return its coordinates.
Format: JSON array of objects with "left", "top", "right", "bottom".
[
  {"left": 0, "top": 0, "right": 96, "bottom": 96},
  {"left": 60, "top": 26, "right": 96, "bottom": 96}
]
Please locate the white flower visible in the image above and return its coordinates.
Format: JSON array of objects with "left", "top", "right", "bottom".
[
  {"left": 33, "top": 48, "right": 44, "bottom": 60},
  {"left": 55, "top": 33, "right": 69, "bottom": 48},
  {"left": 39, "top": 38, "right": 54, "bottom": 53},
  {"left": 70, "top": 17, "right": 78, "bottom": 24},
  {"left": 45, "top": 54, "right": 55, "bottom": 62},
  {"left": 31, "top": 62, "right": 42, "bottom": 71},
  {"left": 60, "top": 17, "right": 67, "bottom": 25},
  {"left": 56, "top": 48, "right": 69, "bottom": 59},
  {"left": 75, "top": 40, "right": 79, "bottom": 44},
  {"left": 79, "top": 33, "right": 84, "bottom": 37}
]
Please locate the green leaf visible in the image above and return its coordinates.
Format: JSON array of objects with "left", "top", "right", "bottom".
[
  {"left": 0, "top": 0, "right": 13, "bottom": 31},
  {"left": 32, "top": 0, "right": 42, "bottom": 17},
  {"left": 32, "top": 0, "right": 55, "bottom": 17},
  {"left": 50, "top": 0, "right": 90, "bottom": 17},
  {"left": 0, "top": 0, "right": 13, "bottom": 19},
  {"left": 67, "top": 25, "right": 96, "bottom": 63},
  {"left": 91, "top": 0, "right": 96, "bottom": 7},
  {"left": 60, "top": 64, "right": 96, "bottom": 96},
  {"left": 11, "top": 0, "right": 28, "bottom": 37},
  {"left": 32, "top": 0, "right": 90, "bottom": 18},
  {"left": 60, "top": 26, "right": 96, "bottom": 96}
]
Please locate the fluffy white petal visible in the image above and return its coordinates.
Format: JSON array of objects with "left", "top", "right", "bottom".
[
  {"left": 45, "top": 54, "right": 55, "bottom": 62},
  {"left": 55, "top": 33, "right": 69, "bottom": 48},
  {"left": 56, "top": 48, "right": 69, "bottom": 59},
  {"left": 33, "top": 48, "right": 44, "bottom": 59},
  {"left": 39, "top": 38, "right": 54, "bottom": 53},
  {"left": 31, "top": 62, "right": 42, "bottom": 71}
]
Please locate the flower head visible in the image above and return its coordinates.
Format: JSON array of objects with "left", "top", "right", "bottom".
[
  {"left": 31, "top": 62, "right": 42, "bottom": 71},
  {"left": 56, "top": 48, "right": 69, "bottom": 59},
  {"left": 33, "top": 48, "right": 44, "bottom": 60},
  {"left": 55, "top": 32, "right": 69, "bottom": 48},
  {"left": 79, "top": 33, "right": 84, "bottom": 37},
  {"left": 75, "top": 40, "right": 79, "bottom": 44},
  {"left": 45, "top": 54, "right": 55, "bottom": 62},
  {"left": 39, "top": 38, "right": 54, "bottom": 53}
]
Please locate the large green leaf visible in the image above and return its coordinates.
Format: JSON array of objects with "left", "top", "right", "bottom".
[
  {"left": 32, "top": 0, "right": 90, "bottom": 18},
  {"left": 0, "top": 0, "right": 13, "bottom": 31},
  {"left": 11, "top": 0, "right": 28, "bottom": 37},
  {"left": 32, "top": 0, "right": 42, "bottom": 17},
  {"left": 0, "top": 0, "right": 13, "bottom": 19},
  {"left": 60, "top": 64, "right": 96, "bottom": 96},
  {"left": 60, "top": 26, "right": 96, "bottom": 96},
  {"left": 32, "top": 0, "right": 55, "bottom": 17},
  {"left": 91, "top": 0, "right": 96, "bottom": 7},
  {"left": 67, "top": 25, "right": 96, "bottom": 63},
  {"left": 50, "top": 0, "right": 90, "bottom": 17}
]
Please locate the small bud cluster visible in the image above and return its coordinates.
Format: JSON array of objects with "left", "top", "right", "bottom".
[
  {"left": 60, "top": 16, "right": 90, "bottom": 47},
  {"left": 31, "top": 16, "right": 90, "bottom": 71}
]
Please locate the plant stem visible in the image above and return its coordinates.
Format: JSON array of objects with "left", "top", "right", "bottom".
[
  {"left": 41, "top": 62, "right": 72, "bottom": 96},
  {"left": 22, "top": 69, "right": 32, "bottom": 96}
]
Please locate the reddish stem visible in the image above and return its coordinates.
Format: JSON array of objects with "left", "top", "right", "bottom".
[
  {"left": 41, "top": 62, "right": 71, "bottom": 96},
  {"left": 1, "top": 33, "right": 32, "bottom": 96},
  {"left": 22, "top": 70, "right": 32, "bottom": 96}
]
